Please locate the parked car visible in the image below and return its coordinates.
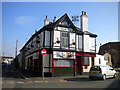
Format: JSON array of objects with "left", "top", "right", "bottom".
[{"left": 89, "top": 65, "right": 117, "bottom": 80}]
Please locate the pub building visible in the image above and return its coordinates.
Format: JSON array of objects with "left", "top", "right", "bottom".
[{"left": 18, "top": 11, "right": 97, "bottom": 76}]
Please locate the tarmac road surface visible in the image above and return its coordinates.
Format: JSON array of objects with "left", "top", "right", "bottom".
[{"left": 1, "top": 64, "right": 120, "bottom": 89}]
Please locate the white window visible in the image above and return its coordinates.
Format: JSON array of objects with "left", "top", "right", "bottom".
[
  {"left": 54, "top": 31, "right": 60, "bottom": 47},
  {"left": 70, "top": 33, "right": 75, "bottom": 48},
  {"left": 83, "top": 57, "right": 89, "bottom": 66},
  {"left": 54, "top": 60, "right": 73, "bottom": 67},
  {"left": 61, "top": 32, "right": 69, "bottom": 48}
]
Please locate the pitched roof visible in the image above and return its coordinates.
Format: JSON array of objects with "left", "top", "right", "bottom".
[
  {"left": 20, "top": 13, "right": 84, "bottom": 51},
  {"left": 84, "top": 31, "right": 97, "bottom": 37},
  {"left": 21, "top": 13, "right": 98, "bottom": 51},
  {"left": 42, "top": 13, "right": 80, "bottom": 31},
  {"left": 98, "top": 42, "right": 120, "bottom": 55}
]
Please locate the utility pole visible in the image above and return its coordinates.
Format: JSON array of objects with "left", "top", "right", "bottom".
[
  {"left": 15, "top": 40, "right": 18, "bottom": 57},
  {"left": 2, "top": 51, "right": 4, "bottom": 57}
]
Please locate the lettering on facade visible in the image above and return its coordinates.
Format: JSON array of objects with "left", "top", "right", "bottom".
[{"left": 53, "top": 51, "right": 75, "bottom": 59}]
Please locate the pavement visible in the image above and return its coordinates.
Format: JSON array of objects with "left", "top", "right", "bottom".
[
  {"left": 10, "top": 65, "right": 89, "bottom": 83},
  {"left": 2, "top": 65, "right": 120, "bottom": 88},
  {"left": 9, "top": 65, "right": 120, "bottom": 84}
]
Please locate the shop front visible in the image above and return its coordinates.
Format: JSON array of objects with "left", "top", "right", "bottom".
[{"left": 52, "top": 51, "right": 76, "bottom": 76}]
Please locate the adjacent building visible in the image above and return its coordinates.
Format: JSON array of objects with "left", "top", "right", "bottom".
[
  {"left": 94, "top": 54, "right": 108, "bottom": 66},
  {"left": 16, "top": 11, "right": 97, "bottom": 76},
  {"left": 99, "top": 42, "right": 120, "bottom": 68},
  {"left": 1, "top": 56, "right": 14, "bottom": 64}
]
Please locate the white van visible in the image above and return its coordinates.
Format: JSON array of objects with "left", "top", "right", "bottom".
[{"left": 89, "top": 65, "right": 117, "bottom": 80}]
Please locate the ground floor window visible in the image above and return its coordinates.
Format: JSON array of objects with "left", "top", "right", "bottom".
[
  {"left": 83, "top": 57, "right": 89, "bottom": 66},
  {"left": 54, "top": 59, "right": 74, "bottom": 67}
]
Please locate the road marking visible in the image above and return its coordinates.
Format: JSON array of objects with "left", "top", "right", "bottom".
[
  {"left": 34, "top": 81, "right": 43, "bottom": 83},
  {"left": 0, "top": 82, "right": 3, "bottom": 83},
  {"left": 6, "top": 81, "right": 14, "bottom": 83},
  {"left": 94, "top": 81, "right": 105, "bottom": 83},
  {"left": 44, "top": 81, "right": 48, "bottom": 83},
  {"left": 59, "top": 80, "right": 67, "bottom": 82},
  {"left": 16, "top": 81, "right": 25, "bottom": 84},
  {"left": 26, "top": 81, "right": 32, "bottom": 83}
]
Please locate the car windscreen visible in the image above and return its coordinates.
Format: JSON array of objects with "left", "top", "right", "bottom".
[{"left": 90, "top": 66, "right": 101, "bottom": 71}]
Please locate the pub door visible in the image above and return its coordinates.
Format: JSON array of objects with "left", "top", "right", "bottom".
[{"left": 76, "top": 56, "right": 83, "bottom": 75}]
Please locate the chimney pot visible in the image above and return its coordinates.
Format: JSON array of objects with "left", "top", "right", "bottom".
[
  {"left": 84, "top": 12, "right": 86, "bottom": 15},
  {"left": 82, "top": 11, "right": 87, "bottom": 15},
  {"left": 46, "top": 16, "right": 48, "bottom": 19},
  {"left": 53, "top": 16, "right": 57, "bottom": 22},
  {"left": 44, "top": 15, "right": 49, "bottom": 25},
  {"left": 82, "top": 11, "right": 84, "bottom": 15}
]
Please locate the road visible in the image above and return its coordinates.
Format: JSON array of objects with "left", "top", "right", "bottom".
[{"left": 1, "top": 64, "right": 120, "bottom": 89}]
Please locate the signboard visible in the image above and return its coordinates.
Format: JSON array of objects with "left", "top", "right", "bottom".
[
  {"left": 53, "top": 51, "right": 75, "bottom": 59},
  {"left": 41, "top": 49, "right": 47, "bottom": 80},
  {"left": 41, "top": 49, "right": 47, "bottom": 55}
]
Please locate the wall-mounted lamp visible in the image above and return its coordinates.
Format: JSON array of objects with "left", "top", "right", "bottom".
[
  {"left": 70, "top": 39, "right": 76, "bottom": 45},
  {"left": 54, "top": 37, "right": 60, "bottom": 44},
  {"left": 25, "top": 50, "right": 27, "bottom": 52},
  {"left": 27, "top": 47, "right": 30, "bottom": 50},
  {"left": 36, "top": 36, "right": 40, "bottom": 43},
  {"left": 56, "top": 40, "right": 60, "bottom": 44},
  {"left": 72, "top": 42, "right": 76, "bottom": 45},
  {"left": 69, "top": 42, "right": 76, "bottom": 45},
  {"left": 31, "top": 44, "right": 34, "bottom": 48},
  {"left": 36, "top": 40, "right": 40, "bottom": 43}
]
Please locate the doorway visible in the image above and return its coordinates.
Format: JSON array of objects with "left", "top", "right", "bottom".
[{"left": 76, "top": 56, "right": 83, "bottom": 75}]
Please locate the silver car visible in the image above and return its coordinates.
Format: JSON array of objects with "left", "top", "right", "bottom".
[{"left": 89, "top": 65, "right": 117, "bottom": 80}]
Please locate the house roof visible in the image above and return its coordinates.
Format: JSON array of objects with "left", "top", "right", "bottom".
[
  {"left": 20, "top": 13, "right": 97, "bottom": 51},
  {"left": 42, "top": 13, "right": 82, "bottom": 32},
  {"left": 20, "top": 13, "right": 84, "bottom": 51},
  {"left": 98, "top": 42, "right": 120, "bottom": 55},
  {"left": 84, "top": 31, "right": 97, "bottom": 37},
  {"left": 1, "top": 56, "right": 14, "bottom": 59}
]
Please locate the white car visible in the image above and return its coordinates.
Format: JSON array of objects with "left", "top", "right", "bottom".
[{"left": 89, "top": 65, "right": 117, "bottom": 80}]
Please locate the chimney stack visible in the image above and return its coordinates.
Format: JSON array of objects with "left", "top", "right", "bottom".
[
  {"left": 53, "top": 16, "right": 57, "bottom": 22},
  {"left": 44, "top": 16, "right": 50, "bottom": 25},
  {"left": 80, "top": 11, "right": 88, "bottom": 32}
]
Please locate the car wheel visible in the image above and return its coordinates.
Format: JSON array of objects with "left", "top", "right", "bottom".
[
  {"left": 102, "top": 75, "right": 106, "bottom": 80},
  {"left": 114, "top": 73, "right": 117, "bottom": 79}
]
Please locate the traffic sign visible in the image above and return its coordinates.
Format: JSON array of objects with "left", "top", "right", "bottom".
[{"left": 41, "top": 49, "right": 47, "bottom": 55}]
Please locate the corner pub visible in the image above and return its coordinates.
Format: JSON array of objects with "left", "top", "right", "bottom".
[{"left": 15, "top": 11, "right": 97, "bottom": 76}]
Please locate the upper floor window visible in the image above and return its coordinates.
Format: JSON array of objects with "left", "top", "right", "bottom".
[{"left": 61, "top": 32, "right": 69, "bottom": 48}]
